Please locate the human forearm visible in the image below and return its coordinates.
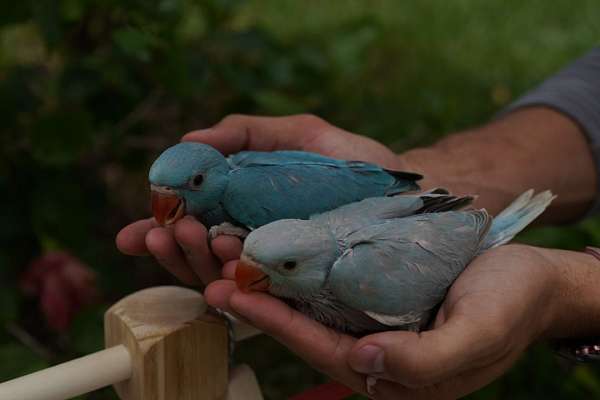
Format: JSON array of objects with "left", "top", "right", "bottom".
[
  {"left": 399, "top": 107, "right": 597, "bottom": 222},
  {"left": 542, "top": 246, "right": 600, "bottom": 340}
]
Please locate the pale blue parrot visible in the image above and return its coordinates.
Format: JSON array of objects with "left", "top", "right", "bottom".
[
  {"left": 235, "top": 190, "right": 555, "bottom": 334},
  {"left": 148, "top": 142, "right": 422, "bottom": 236}
]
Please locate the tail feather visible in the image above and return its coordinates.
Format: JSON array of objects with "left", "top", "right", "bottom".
[
  {"left": 481, "top": 190, "right": 556, "bottom": 251},
  {"left": 418, "top": 188, "right": 475, "bottom": 213}
]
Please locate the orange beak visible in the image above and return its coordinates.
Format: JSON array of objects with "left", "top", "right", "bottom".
[
  {"left": 151, "top": 190, "right": 185, "bottom": 226},
  {"left": 236, "top": 260, "right": 270, "bottom": 292}
]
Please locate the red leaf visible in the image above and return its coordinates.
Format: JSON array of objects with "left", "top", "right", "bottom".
[{"left": 20, "top": 251, "right": 100, "bottom": 332}]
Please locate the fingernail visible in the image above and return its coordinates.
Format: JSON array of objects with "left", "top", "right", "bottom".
[{"left": 352, "top": 345, "right": 384, "bottom": 374}]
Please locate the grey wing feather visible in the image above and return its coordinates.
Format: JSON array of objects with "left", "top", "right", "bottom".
[
  {"left": 312, "top": 189, "right": 474, "bottom": 239},
  {"left": 311, "top": 196, "right": 426, "bottom": 238},
  {"left": 328, "top": 210, "right": 491, "bottom": 328}
]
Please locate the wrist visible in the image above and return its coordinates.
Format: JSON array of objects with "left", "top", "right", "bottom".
[{"left": 541, "top": 247, "right": 600, "bottom": 340}]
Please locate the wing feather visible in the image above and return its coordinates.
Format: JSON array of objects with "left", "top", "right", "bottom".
[
  {"left": 328, "top": 211, "right": 491, "bottom": 323},
  {"left": 223, "top": 151, "right": 419, "bottom": 228}
]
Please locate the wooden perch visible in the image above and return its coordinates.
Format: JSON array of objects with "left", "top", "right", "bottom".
[{"left": 0, "top": 286, "right": 263, "bottom": 400}]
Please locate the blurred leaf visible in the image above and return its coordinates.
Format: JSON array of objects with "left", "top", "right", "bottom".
[
  {"left": 0, "top": 23, "right": 46, "bottom": 66},
  {"left": 70, "top": 305, "right": 106, "bottom": 354},
  {"left": 573, "top": 366, "right": 600, "bottom": 396},
  {"left": 176, "top": 3, "right": 206, "bottom": 41},
  {"left": 32, "top": 0, "right": 62, "bottom": 48},
  {"left": 29, "top": 110, "right": 93, "bottom": 167},
  {"left": 0, "top": 67, "right": 41, "bottom": 129},
  {"left": 0, "top": 289, "right": 18, "bottom": 325},
  {"left": 30, "top": 171, "right": 101, "bottom": 250},
  {"left": 60, "top": 0, "right": 85, "bottom": 22},
  {"left": 253, "top": 90, "right": 305, "bottom": 115},
  {"left": 0, "top": 343, "right": 48, "bottom": 380},
  {"left": 328, "top": 20, "right": 380, "bottom": 78},
  {"left": 0, "top": 0, "right": 31, "bottom": 26},
  {"left": 113, "top": 27, "right": 157, "bottom": 62}
]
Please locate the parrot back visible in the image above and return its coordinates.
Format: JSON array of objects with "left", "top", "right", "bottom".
[{"left": 223, "top": 152, "right": 421, "bottom": 228}]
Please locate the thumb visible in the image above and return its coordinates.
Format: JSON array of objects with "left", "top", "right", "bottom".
[
  {"left": 347, "top": 317, "right": 504, "bottom": 388},
  {"left": 181, "top": 114, "right": 331, "bottom": 155}
]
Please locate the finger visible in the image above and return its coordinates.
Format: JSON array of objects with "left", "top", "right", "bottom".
[
  {"left": 211, "top": 236, "right": 243, "bottom": 264},
  {"left": 116, "top": 218, "right": 158, "bottom": 256},
  {"left": 173, "top": 216, "right": 221, "bottom": 284},
  {"left": 204, "top": 279, "right": 238, "bottom": 311},
  {"left": 348, "top": 316, "right": 507, "bottom": 388},
  {"left": 226, "top": 287, "right": 368, "bottom": 393},
  {"left": 221, "top": 260, "right": 237, "bottom": 280},
  {"left": 145, "top": 227, "right": 200, "bottom": 285},
  {"left": 181, "top": 114, "right": 329, "bottom": 155},
  {"left": 371, "top": 344, "right": 520, "bottom": 400},
  {"left": 204, "top": 280, "right": 256, "bottom": 326}
]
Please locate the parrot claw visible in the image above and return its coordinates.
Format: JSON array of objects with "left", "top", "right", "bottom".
[
  {"left": 208, "top": 222, "right": 250, "bottom": 241},
  {"left": 366, "top": 375, "right": 378, "bottom": 396}
]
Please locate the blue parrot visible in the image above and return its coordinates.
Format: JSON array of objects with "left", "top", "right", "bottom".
[
  {"left": 235, "top": 190, "right": 555, "bottom": 334},
  {"left": 148, "top": 142, "right": 422, "bottom": 236}
]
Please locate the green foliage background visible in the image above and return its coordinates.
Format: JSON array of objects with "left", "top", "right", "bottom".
[{"left": 1, "top": 0, "right": 600, "bottom": 398}]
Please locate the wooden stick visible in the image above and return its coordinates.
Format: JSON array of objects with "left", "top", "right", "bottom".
[
  {"left": 0, "top": 345, "right": 131, "bottom": 400},
  {"left": 226, "top": 365, "right": 263, "bottom": 400},
  {"left": 0, "top": 286, "right": 263, "bottom": 400}
]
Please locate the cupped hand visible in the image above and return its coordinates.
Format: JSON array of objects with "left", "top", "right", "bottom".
[
  {"left": 204, "top": 244, "right": 561, "bottom": 399},
  {"left": 116, "top": 114, "right": 408, "bottom": 285}
]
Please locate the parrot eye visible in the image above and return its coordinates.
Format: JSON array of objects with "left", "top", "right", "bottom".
[
  {"left": 283, "top": 261, "right": 297, "bottom": 270},
  {"left": 190, "top": 174, "right": 204, "bottom": 189}
]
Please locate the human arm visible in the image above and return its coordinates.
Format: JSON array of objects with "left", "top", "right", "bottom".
[{"left": 402, "top": 107, "right": 596, "bottom": 221}]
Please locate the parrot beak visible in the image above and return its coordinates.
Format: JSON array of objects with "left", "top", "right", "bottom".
[
  {"left": 236, "top": 259, "right": 270, "bottom": 292},
  {"left": 151, "top": 185, "right": 186, "bottom": 226}
]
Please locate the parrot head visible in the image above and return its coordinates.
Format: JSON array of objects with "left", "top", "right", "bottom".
[
  {"left": 236, "top": 219, "right": 340, "bottom": 298},
  {"left": 149, "top": 142, "right": 230, "bottom": 225}
]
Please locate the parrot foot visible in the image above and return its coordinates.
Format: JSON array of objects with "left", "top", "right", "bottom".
[
  {"left": 366, "top": 375, "right": 378, "bottom": 396},
  {"left": 209, "top": 222, "right": 250, "bottom": 240}
]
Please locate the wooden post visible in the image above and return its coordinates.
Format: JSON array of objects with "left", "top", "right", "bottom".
[
  {"left": 0, "top": 286, "right": 262, "bottom": 400},
  {"left": 105, "top": 286, "right": 229, "bottom": 400}
]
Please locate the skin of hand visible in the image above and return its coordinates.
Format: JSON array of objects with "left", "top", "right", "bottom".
[{"left": 205, "top": 244, "right": 600, "bottom": 399}]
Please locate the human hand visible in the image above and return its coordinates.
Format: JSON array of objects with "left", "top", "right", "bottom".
[
  {"left": 204, "top": 244, "right": 578, "bottom": 399},
  {"left": 116, "top": 114, "right": 408, "bottom": 285}
]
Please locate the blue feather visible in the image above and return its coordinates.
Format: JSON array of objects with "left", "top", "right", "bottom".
[{"left": 149, "top": 143, "right": 422, "bottom": 228}]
